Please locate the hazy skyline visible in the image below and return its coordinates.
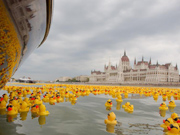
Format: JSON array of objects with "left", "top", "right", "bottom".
[{"left": 13, "top": 0, "right": 180, "bottom": 81}]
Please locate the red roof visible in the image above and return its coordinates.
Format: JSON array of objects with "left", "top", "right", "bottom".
[
  {"left": 121, "top": 56, "right": 129, "bottom": 62},
  {"left": 136, "top": 61, "right": 148, "bottom": 66},
  {"left": 91, "top": 70, "right": 105, "bottom": 75},
  {"left": 111, "top": 66, "right": 117, "bottom": 70}
]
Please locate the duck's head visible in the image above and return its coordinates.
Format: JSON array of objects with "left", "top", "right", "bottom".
[
  {"left": 107, "top": 112, "right": 116, "bottom": 121},
  {"left": 18, "top": 92, "right": 21, "bottom": 95},
  {"left": 117, "top": 95, "right": 122, "bottom": 100},
  {"left": 107, "top": 99, "right": 112, "bottom": 105},
  {"left": 6, "top": 104, "right": 14, "bottom": 112},
  {"left": 169, "top": 100, "right": 175, "bottom": 105},
  {"left": 39, "top": 104, "right": 46, "bottom": 112},
  {"left": 129, "top": 105, "right": 134, "bottom": 109},
  {"left": 50, "top": 96, "right": 56, "bottom": 100},
  {"left": 162, "top": 94, "right": 166, "bottom": 97},
  {"left": 160, "top": 102, "right": 166, "bottom": 107},
  {"left": 163, "top": 118, "right": 174, "bottom": 126},
  {"left": 171, "top": 113, "right": 179, "bottom": 120},
  {"left": 24, "top": 97, "right": 29, "bottom": 102},
  {"left": 173, "top": 117, "right": 180, "bottom": 123},
  {"left": 125, "top": 102, "right": 130, "bottom": 106},
  {"left": 31, "top": 104, "right": 39, "bottom": 109},
  {"left": 167, "top": 123, "right": 179, "bottom": 133},
  {"left": 20, "top": 101, "right": 28, "bottom": 108}
]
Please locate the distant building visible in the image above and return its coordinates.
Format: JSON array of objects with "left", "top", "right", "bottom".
[
  {"left": 89, "top": 51, "right": 179, "bottom": 84},
  {"left": 17, "top": 76, "right": 35, "bottom": 83},
  {"left": 75, "top": 75, "right": 89, "bottom": 82},
  {"left": 56, "top": 77, "right": 72, "bottom": 82}
]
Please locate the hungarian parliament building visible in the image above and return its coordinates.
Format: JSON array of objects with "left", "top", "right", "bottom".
[{"left": 89, "top": 51, "right": 179, "bottom": 84}]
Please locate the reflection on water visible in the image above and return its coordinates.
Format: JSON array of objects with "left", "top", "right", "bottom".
[
  {"left": 159, "top": 110, "right": 166, "bottom": 117},
  {"left": 38, "top": 116, "right": 46, "bottom": 126}
]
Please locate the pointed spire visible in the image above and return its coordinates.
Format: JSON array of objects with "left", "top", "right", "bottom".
[
  {"left": 176, "top": 63, "right": 178, "bottom": 70},
  {"left": 134, "top": 57, "right": 136, "bottom": 65},
  {"left": 142, "top": 56, "right": 144, "bottom": 62},
  {"left": 124, "top": 50, "right": 126, "bottom": 56},
  {"left": 156, "top": 61, "right": 158, "bottom": 66},
  {"left": 149, "top": 57, "right": 151, "bottom": 65}
]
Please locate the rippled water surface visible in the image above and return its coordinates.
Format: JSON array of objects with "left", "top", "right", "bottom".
[{"left": 1, "top": 85, "right": 180, "bottom": 135}]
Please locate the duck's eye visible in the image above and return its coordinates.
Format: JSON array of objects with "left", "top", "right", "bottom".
[
  {"left": 170, "top": 124, "right": 173, "bottom": 128},
  {"left": 165, "top": 119, "right": 170, "bottom": 123},
  {"left": 10, "top": 105, "right": 12, "bottom": 107},
  {"left": 108, "top": 113, "right": 110, "bottom": 116},
  {"left": 174, "top": 118, "right": 178, "bottom": 121}
]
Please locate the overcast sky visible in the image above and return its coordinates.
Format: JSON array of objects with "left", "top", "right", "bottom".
[{"left": 13, "top": 0, "right": 180, "bottom": 81}]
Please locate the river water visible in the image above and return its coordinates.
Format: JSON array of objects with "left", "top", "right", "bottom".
[{"left": 0, "top": 84, "right": 180, "bottom": 135}]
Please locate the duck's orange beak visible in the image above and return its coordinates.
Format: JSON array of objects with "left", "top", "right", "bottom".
[
  {"left": 163, "top": 119, "right": 165, "bottom": 123},
  {"left": 177, "top": 120, "right": 180, "bottom": 123},
  {"left": 167, "top": 126, "right": 171, "bottom": 131},
  {"left": 8, "top": 107, "right": 12, "bottom": 111}
]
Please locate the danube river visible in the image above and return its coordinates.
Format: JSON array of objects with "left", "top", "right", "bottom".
[{"left": 0, "top": 83, "right": 179, "bottom": 135}]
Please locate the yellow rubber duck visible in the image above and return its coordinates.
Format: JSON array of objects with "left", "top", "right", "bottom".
[
  {"left": 159, "top": 102, "right": 168, "bottom": 111},
  {"left": 166, "top": 123, "right": 180, "bottom": 135},
  {"left": 122, "top": 102, "right": 130, "bottom": 108},
  {"left": 37, "top": 104, "right": 50, "bottom": 116},
  {"left": 49, "top": 96, "right": 57, "bottom": 105},
  {"left": 42, "top": 94, "right": 49, "bottom": 103},
  {"left": 160, "top": 118, "right": 174, "bottom": 130},
  {"left": 19, "top": 101, "right": 29, "bottom": 112},
  {"left": 70, "top": 94, "right": 77, "bottom": 101},
  {"left": 29, "top": 96, "right": 36, "bottom": 103},
  {"left": 23, "top": 97, "right": 31, "bottom": 107},
  {"left": 162, "top": 93, "right": 167, "bottom": 101},
  {"left": 23, "top": 90, "right": 27, "bottom": 97},
  {"left": 168, "top": 100, "right": 176, "bottom": 108},
  {"left": 0, "top": 97, "right": 6, "bottom": 109},
  {"left": 65, "top": 91, "right": 69, "bottom": 98},
  {"left": 56, "top": 94, "right": 63, "bottom": 102},
  {"left": 170, "top": 113, "right": 180, "bottom": 126},
  {"left": 26, "top": 89, "right": 31, "bottom": 95},
  {"left": 104, "top": 112, "right": 117, "bottom": 125},
  {"left": 6, "top": 104, "right": 18, "bottom": 115},
  {"left": 125, "top": 104, "right": 134, "bottom": 113},
  {"left": 17, "top": 91, "right": 23, "bottom": 97},
  {"left": 116, "top": 95, "right": 123, "bottom": 102},
  {"left": 105, "top": 99, "right": 113, "bottom": 107},
  {"left": 2, "top": 94, "right": 8, "bottom": 102},
  {"left": 124, "top": 93, "right": 128, "bottom": 98},
  {"left": 11, "top": 99, "right": 20, "bottom": 110},
  {"left": 31, "top": 104, "right": 39, "bottom": 113}
]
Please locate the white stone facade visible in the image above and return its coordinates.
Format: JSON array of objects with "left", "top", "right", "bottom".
[
  {"left": 75, "top": 75, "right": 89, "bottom": 82},
  {"left": 56, "top": 77, "right": 72, "bottom": 82},
  {"left": 89, "top": 51, "right": 179, "bottom": 84}
]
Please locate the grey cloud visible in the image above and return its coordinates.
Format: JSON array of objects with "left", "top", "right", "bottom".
[{"left": 13, "top": 0, "right": 180, "bottom": 80}]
